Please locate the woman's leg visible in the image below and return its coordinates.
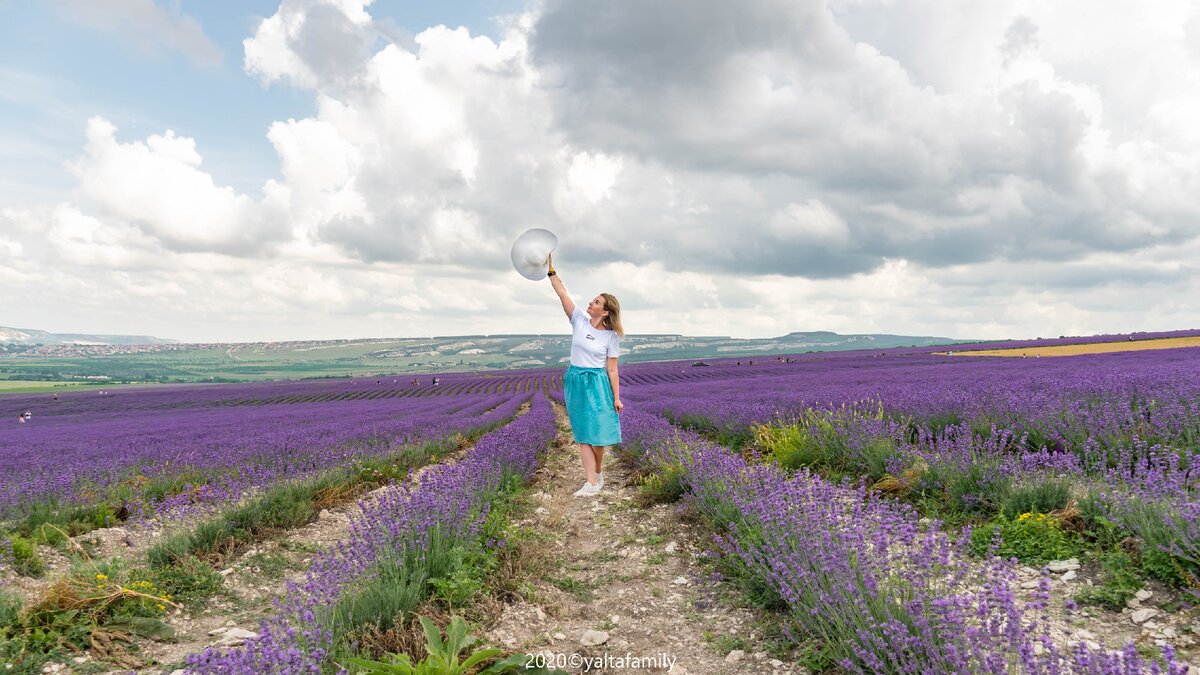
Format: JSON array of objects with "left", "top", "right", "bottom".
[
  {"left": 578, "top": 443, "right": 598, "bottom": 484},
  {"left": 591, "top": 445, "right": 605, "bottom": 474}
]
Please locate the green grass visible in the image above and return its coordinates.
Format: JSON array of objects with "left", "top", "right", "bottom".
[
  {"left": 147, "top": 473, "right": 339, "bottom": 568},
  {"left": 0, "top": 557, "right": 179, "bottom": 673},
  {"left": 242, "top": 552, "right": 293, "bottom": 579},
  {"left": 326, "top": 472, "right": 546, "bottom": 665},
  {"left": 1074, "top": 549, "right": 1143, "bottom": 610},
  {"left": 1, "top": 534, "right": 44, "bottom": 576},
  {"left": 547, "top": 576, "right": 596, "bottom": 602},
  {"left": 705, "top": 632, "right": 750, "bottom": 654},
  {"left": 0, "top": 380, "right": 91, "bottom": 392},
  {"left": 969, "top": 512, "right": 1083, "bottom": 565}
]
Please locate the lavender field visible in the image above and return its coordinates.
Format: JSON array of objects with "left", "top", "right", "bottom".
[
  {"left": 0, "top": 372, "right": 557, "bottom": 519},
  {"left": 2, "top": 338, "right": 1200, "bottom": 673}
]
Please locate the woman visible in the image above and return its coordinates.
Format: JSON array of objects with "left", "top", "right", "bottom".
[{"left": 547, "top": 253, "right": 624, "bottom": 497}]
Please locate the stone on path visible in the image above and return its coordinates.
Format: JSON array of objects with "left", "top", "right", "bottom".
[
  {"left": 725, "top": 650, "right": 745, "bottom": 664},
  {"left": 215, "top": 627, "right": 259, "bottom": 647},
  {"left": 1046, "top": 559, "right": 1080, "bottom": 573},
  {"left": 1131, "top": 608, "right": 1160, "bottom": 624},
  {"left": 580, "top": 629, "right": 609, "bottom": 646}
]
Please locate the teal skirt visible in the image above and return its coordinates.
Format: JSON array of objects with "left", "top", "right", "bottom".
[{"left": 563, "top": 365, "right": 622, "bottom": 446}]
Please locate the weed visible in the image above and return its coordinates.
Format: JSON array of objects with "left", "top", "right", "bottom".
[
  {"left": 1074, "top": 549, "right": 1142, "bottom": 611},
  {"left": 548, "top": 576, "right": 595, "bottom": 602},
  {"left": 712, "top": 633, "right": 749, "bottom": 654},
  {"left": 344, "top": 614, "right": 553, "bottom": 674},
  {"left": 142, "top": 555, "right": 223, "bottom": 604},
  {"left": 0, "top": 558, "right": 177, "bottom": 671},
  {"left": 2, "top": 534, "right": 44, "bottom": 577},
  {"left": 638, "top": 462, "right": 687, "bottom": 504},
  {"left": 429, "top": 545, "right": 496, "bottom": 610},
  {"left": 242, "top": 552, "right": 291, "bottom": 578},
  {"left": 969, "top": 513, "right": 1083, "bottom": 565},
  {"left": 279, "top": 539, "right": 320, "bottom": 554},
  {"left": 1001, "top": 479, "right": 1073, "bottom": 517}
]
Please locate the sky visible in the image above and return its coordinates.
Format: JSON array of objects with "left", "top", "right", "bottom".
[{"left": 1, "top": 0, "right": 1199, "bottom": 344}]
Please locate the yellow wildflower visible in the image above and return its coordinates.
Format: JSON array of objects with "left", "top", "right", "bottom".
[{"left": 95, "top": 573, "right": 108, "bottom": 581}]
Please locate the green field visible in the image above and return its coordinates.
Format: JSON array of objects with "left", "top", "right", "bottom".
[
  {"left": 0, "top": 380, "right": 93, "bottom": 393},
  {"left": 0, "top": 330, "right": 965, "bottom": 386},
  {"left": 0, "top": 342, "right": 530, "bottom": 386}
]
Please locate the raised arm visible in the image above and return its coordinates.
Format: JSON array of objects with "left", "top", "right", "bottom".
[{"left": 547, "top": 252, "right": 575, "bottom": 320}]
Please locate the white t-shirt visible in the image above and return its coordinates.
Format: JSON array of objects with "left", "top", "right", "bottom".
[{"left": 569, "top": 307, "right": 620, "bottom": 368}]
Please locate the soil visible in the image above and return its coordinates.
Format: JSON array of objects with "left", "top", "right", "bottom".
[
  {"left": 483, "top": 404, "right": 804, "bottom": 674},
  {"left": 1013, "top": 563, "right": 1200, "bottom": 669}
]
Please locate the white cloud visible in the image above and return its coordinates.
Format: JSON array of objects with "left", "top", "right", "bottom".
[
  {"left": 7, "top": 0, "right": 1200, "bottom": 342},
  {"left": 244, "top": 0, "right": 376, "bottom": 88},
  {"left": 566, "top": 151, "right": 622, "bottom": 203},
  {"left": 767, "top": 201, "right": 850, "bottom": 248},
  {"left": 66, "top": 117, "right": 290, "bottom": 254}
]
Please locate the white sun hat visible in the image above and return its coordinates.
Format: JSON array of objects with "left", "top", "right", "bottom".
[{"left": 510, "top": 228, "right": 558, "bottom": 280}]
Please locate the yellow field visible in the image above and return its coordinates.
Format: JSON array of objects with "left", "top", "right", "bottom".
[
  {"left": 0, "top": 380, "right": 90, "bottom": 392},
  {"left": 938, "top": 336, "right": 1200, "bottom": 358}
]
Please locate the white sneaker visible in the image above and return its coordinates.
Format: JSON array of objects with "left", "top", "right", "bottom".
[
  {"left": 596, "top": 472, "right": 604, "bottom": 490},
  {"left": 573, "top": 481, "right": 600, "bottom": 497}
]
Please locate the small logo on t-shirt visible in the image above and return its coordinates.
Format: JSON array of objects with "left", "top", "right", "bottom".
[{"left": 585, "top": 334, "right": 595, "bottom": 341}]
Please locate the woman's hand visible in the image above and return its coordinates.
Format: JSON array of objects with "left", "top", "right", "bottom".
[
  {"left": 614, "top": 398, "right": 624, "bottom": 413},
  {"left": 547, "top": 251, "right": 554, "bottom": 274}
]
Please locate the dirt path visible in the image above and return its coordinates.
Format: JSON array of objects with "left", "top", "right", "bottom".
[{"left": 485, "top": 404, "right": 801, "bottom": 675}]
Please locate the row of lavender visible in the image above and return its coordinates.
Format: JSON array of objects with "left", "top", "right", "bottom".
[
  {"left": 1, "top": 370, "right": 561, "bottom": 418},
  {"left": 625, "top": 348, "right": 1200, "bottom": 580},
  {"left": 617, "top": 408, "right": 1188, "bottom": 673},
  {"left": 0, "top": 390, "right": 525, "bottom": 519},
  {"left": 625, "top": 346, "right": 1200, "bottom": 437},
  {"left": 185, "top": 393, "right": 557, "bottom": 673},
  {"left": 0, "top": 366, "right": 571, "bottom": 516}
]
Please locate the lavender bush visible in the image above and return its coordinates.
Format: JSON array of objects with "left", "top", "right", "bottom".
[
  {"left": 185, "top": 394, "right": 556, "bottom": 673},
  {"left": 618, "top": 409, "right": 1188, "bottom": 674}
]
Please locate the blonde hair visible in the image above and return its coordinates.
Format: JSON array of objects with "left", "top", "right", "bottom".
[{"left": 600, "top": 293, "right": 624, "bottom": 337}]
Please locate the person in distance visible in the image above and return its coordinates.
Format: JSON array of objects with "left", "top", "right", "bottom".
[{"left": 547, "top": 253, "right": 624, "bottom": 497}]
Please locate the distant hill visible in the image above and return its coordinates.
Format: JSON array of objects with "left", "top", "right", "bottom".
[
  {"left": 0, "top": 328, "right": 967, "bottom": 385},
  {"left": 0, "top": 326, "right": 176, "bottom": 346}
]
